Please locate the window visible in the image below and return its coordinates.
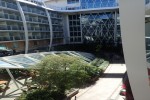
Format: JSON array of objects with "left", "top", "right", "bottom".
[{"left": 67, "top": 0, "right": 79, "bottom": 4}]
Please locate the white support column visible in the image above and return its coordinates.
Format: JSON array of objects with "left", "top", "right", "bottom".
[
  {"left": 42, "top": 2, "right": 53, "bottom": 50},
  {"left": 119, "top": 0, "right": 150, "bottom": 100},
  {"left": 16, "top": 1, "right": 28, "bottom": 54},
  {"left": 6, "top": 68, "right": 20, "bottom": 89},
  {"left": 45, "top": 9, "right": 53, "bottom": 51}
]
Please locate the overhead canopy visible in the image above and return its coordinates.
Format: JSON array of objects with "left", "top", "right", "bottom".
[{"left": 0, "top": 51, "right": 96, "bottom": 69}]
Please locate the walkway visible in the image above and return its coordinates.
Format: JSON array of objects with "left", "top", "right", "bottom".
[{"left": 71, "top": 64, "right": 126, "bottom": 100}]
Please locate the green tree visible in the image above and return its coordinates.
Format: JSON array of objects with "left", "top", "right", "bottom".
[{"left": 30, "top": 54, "right": 92, "bottom": 93}]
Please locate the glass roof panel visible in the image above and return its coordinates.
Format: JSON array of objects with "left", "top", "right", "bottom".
[
  {"left": 17, "top": 63, "right": 32, "bottom": 68},
  {"left": 27, "top": 54, "right": 44, "bottom": 60},
  {"left": 41, "top": 52, "right": 54, "bottom": 56},
  {"left": 4, "top": 55, "right": 36, "bottom": 65},
  {"left": 0, "top": 60, "right": 22, "bottom": 68}
]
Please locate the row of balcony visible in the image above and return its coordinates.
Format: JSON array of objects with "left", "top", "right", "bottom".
[
  {"left": 28, "top": 35, "right": 50, "bottom": 39},
  {"left": 50, "top": 13, "right": 63, "bottom": 19},
  {"left": 28, "top": 27, "right": 50, "bottom": 32},
  {"left": 26, "top": 17, "right": 48, "bottom": 24},
  {"left": 0, "top": 1, "right": 18, "bottom": 10},
  {"left": 0, "top": 36, "right": 24, "bottom": 41},
  {"left": 0, "top": 13, "right": 22, "bottom": 21},
  {"left": 53, "top": 33, "right": 64, "bottom": 38},
  {"left": 22, "top": 6, "right": 46, "bottom": 16},
  {"left": 0, "top": 35, "right": 50, "bottom": 41},
  {"left": 53, "top": 27, "right": 63, "bottom": 32},
  {"left": 52, "top": 20, "right": 63, "bottom": 25},
  {"left": 0, "top": 25, "right": 64, "bottom": 33},
  {"left": 0, "top": 25, "right": 24, "bottom": 30}
]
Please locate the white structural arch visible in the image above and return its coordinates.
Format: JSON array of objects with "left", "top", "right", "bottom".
[{"left": 119, "top": 0, "right": 150, "bottom": 100}]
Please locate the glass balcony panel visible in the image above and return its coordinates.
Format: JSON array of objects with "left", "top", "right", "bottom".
[
  {"left": 1, "top": 1, "right": 6, "bottom": 7},
  {"left": 33, "top": 18, "right": 37, "bottom": 22},
  {"left": 36, "top": 36, "right": 41, "bottom": 39},
  {"left": 12, "top": 26, "right": 18, "bottom": 30},
  {"left": 4, "top": 37, "right": 10, "bottom": 41},
  {"left": 19, "top": 26, "right": 24, "bottom": 30},
  {"left": 35, "top": 27, "right": 39, "bottom": 31},
  {"left": 0, "top": 26, "right": 7, "bottom": 30},
  {"left": 14, "top": 36, "right": 21, "bottom": 40},
  {"left": 0, "top": 13, "right": 4, "bottom": 18},
  {"left": 29, "top": 17, "right": 32, "bottom": 22},
  {"left": 28, "top": 36, "right": 32, "bottom": 39},
  {"left": 9, "top": 15, "right": 15, "bottom": 20},
  {"left": 9, "top": 36, "right": 14, "bottom": 41},
  {"left": 28, "top": 27, "right": 31, "bottom": 30},
  {"left": 4, "top": 14, "right": 8, "bottom": 19}
]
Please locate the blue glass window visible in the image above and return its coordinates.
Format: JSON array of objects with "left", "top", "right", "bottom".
[{"left": 80, "top": 0, "right": 117, "bottom": 8}]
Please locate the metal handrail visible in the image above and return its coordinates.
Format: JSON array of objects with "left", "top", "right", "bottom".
[
  {"left": 48, "top": 1, "right": 118, "bottom": 10},
  {"left": 0, "top": 13, "right": 21, "bottom": 21}
]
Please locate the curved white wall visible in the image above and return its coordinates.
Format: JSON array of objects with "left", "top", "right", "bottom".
[{"left": 119, "top": 0, "right": 150, "bottom": 100}]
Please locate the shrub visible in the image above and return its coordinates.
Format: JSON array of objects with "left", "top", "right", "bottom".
[
  {"left": 91, "top": 58, "right": 104, "bottom": 67},
  {"left": 98, "top": 61, "right": 109, "bottom": 71},
  {"left": 17, "top": 88, "right": 66, "bottom": 100}
]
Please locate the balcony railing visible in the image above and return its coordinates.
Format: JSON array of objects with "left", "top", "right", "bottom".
[
  {"left": 26, "top": 17, "right": 48, "bottom": 24},
  {"left": 0, "top": 36, "right": 25, "bottom": 41},
  {"left": 0, "top": 25, "right": 24, "bottom": 31},
  {"left": 28, "top": 35, "right": 50, "bottom": 39},
  {"left": 50, "top": 13, "right": 62, "bottom": 19},
  {"left": 48, "top": 2, "right": 118, "bottom": 11},
  {"left": 0, "top": 13, "right": 22, "bottom": 21},
  {"left": 53, "top": 27, "right": 63, "bottom": 32},
  {"left": 0, "top": 1, "right": 18, "bottom": 10},
  {"left": 28, "top": 27, "right": 50, "bottom": 32},
  {"left": 24, "top": 0, "right": 44, "bottom": 6},
  {"left": 53, "top": 34, "right": 64, "bottom": 38},
  {"left": 22, "top": 6, "right": 47, "bottom": 16}
]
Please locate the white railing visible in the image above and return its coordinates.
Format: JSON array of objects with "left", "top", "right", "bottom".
[{"left": 48, "top": 2, "right": 118, "bottom": 11}]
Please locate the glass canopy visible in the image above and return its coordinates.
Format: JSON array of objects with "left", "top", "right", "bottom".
[{"left": 0, "top": 51, "right": 95, "bottom": 69}]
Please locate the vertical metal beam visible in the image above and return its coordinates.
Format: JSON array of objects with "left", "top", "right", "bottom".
[
  {"left": 119, "top": 0, "right": 150, "bottom": 100},
  {"left": 62, "top": 14, "right": 69, "bottom": 44},
  {"left": 6, "top": 68, "right": 20, "bottom": 89},
  {"left": 45, "top": 9, "right": 53, "bottom": 51},
  {"left": 80, "top": 13, "right": 83, "bottom": 43},
  {"left": 67, "top": 15, "right": 70, "bottom": 43},
  {"left": 114, "top": 10, "right": 117, "bottom": 44},
  {"left": 16, "top": 1, "right": 28, "bottom": 54}
]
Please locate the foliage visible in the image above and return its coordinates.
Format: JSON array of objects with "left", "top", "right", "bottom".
[
  {"left": 99, "top": 61, "right": 109, "bottom": 71},
  {"left": 91, "top": 58, "right": 104, "bottom": 67},
  {"left": 0, "top": 69, "right": 30, "bottom": 79},
  {"left": 17, "top": 88, "right": 66, "bottom": 100},
  {"left": 30, "top": 54, "right": 93, "bottom": 91},
  {"left": 95, "top": 45, "right": 102, "bottom": 53},
  {"left": 19, "top": 54, "right": 109, "bottom": 100}
]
